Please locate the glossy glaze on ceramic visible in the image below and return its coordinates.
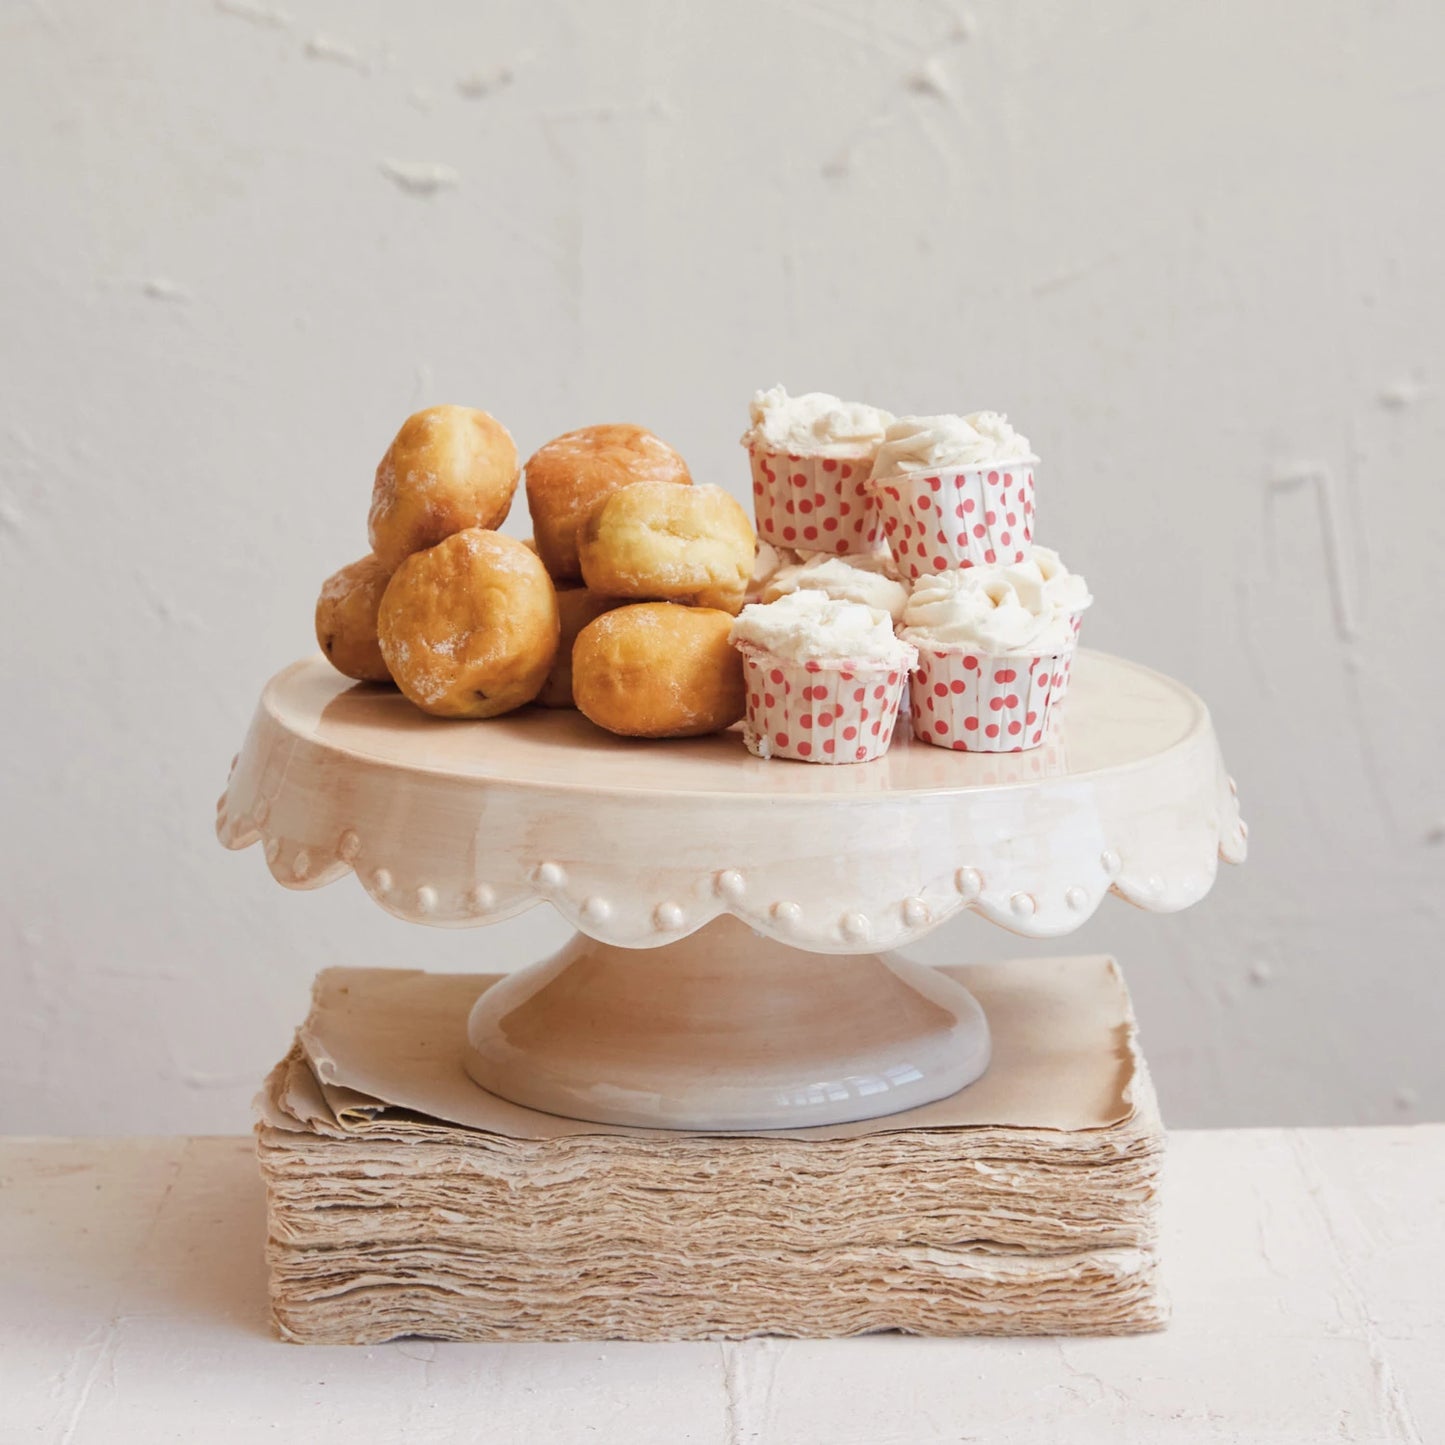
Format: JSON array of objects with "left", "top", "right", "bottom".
[
  {"left": 462, "top": 917, "right": 991, "bottom": 1129},
  {"left": 217, "top": 650, "right": 1246, "bottom": 952}
]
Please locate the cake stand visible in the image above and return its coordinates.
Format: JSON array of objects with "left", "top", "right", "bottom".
[{"left": 217, "top": 650, "right": 1245, "bottom": 1130}]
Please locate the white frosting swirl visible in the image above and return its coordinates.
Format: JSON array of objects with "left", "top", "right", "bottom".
[
  {"left": 761, "top": 553, "right": 909, "bottom": 622},
  {"left": 745, "top": 540, "right": 796, "bottom": 602},
  {"left": 900, "top": 548, "right": 1091, "bottom": 655},
  {"left": 1003, "top": 546, "right": 1091, "bottom": 617},
  {"left": 871, "top": 411, "right": 1033, "bottom": 478},
  {"left": 744, "top": 385, "right": 894, "bottom": 458},
  {"left": 731, "top": 590, "right": 915, "bottom": 668}
]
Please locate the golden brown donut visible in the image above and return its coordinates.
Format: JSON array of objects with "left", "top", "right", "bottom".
[
  {"left": 535, "top": 587, "right": 621, "bottom": 709},
  {"left": 524, "top": 424, "right": 691, "bottom": 582},
  {"left": 314, "top": 554, "right": 395, "bottom": 683},
  {"left": 377, "top": 529, "right": 559, "bottom": 718},
  {"left": 368, "top": 406, "right": 519, "bottom": 568},
  {"left": 572, "top": 603, "right": 745, "bottom": 738},
  {"left": 578, "top": 482, "right": 756, "bottom": 614}
]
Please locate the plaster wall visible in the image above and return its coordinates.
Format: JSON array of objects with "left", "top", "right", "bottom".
[{"left": 2, "top": 0, "right": 1440, "bottom": 1132}]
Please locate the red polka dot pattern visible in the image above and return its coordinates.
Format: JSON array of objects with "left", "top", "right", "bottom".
[
  {"left": 871, "top": 464, "right": 1036, "bottom": 581},
  {"left": 738, "top": 645, "right": 915, "bottom": 765},
  {"left": 906, "top": 644, "right": 1067, "bottom": 753},
  {"left": 1050, "top": 613, "right": 1084, "bottom": 705},
  {"left": 749, "top": 446, "right": 881, "bottom": 558}
]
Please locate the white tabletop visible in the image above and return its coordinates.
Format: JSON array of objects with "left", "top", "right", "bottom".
[{"left": 5, "top": 1127, "right": 1439, "bottom": 1443}]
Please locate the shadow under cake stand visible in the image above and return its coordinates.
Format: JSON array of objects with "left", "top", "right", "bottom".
[{"left": 218, "top": 650, "right": 1245, "bottom": 1131}]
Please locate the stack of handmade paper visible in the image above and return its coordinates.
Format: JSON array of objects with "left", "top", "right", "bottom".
[{"left": 257, "top": 957, "right": 1165, "bottom": 1343}]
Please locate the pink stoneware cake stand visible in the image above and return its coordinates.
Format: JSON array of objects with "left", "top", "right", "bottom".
[{"left": 217, "top": 650, "right": 1245, "bottom": 1130}]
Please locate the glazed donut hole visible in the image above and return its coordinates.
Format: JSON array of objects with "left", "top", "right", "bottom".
[
  {"left": 524, "top": 424, "right": 692, "bottom": 583},
  {"left": 315, "top": 553, "right": 395, "bottom": 683},
  {"left": 572, "top": 602, "right": 746, "bottom": 739},
  {"left": 318, "top": 407, "right": 759, "bottom": 741},
  {"left": 368, "top": 406, "right": 520, "bottom": 568},
  {"left": 577, "top": 482, "right": 756, "bottom": 615},
  {"left": 535, "top": 586, "right": 622, "bottom": 709},
  {"left": 377, "top": 528, "right": 559, "bottom": 719}
]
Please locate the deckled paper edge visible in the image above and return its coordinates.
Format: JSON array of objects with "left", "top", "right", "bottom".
[{"left": 258, "top": 958, "right": 1159, "bottom": 1147}]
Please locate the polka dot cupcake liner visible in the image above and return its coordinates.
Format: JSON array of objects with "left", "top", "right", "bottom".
[
  {"left": 870, "top": 462, "right": 1036, "bottom": 582},
  {"left": 908, "top": 645, "right": 1070, "bottom": 753},
  {"left": 738, "top": 645, "right": 916, "bottom": 765},
  {"left": 1053, "top": 614, "right": 1084, "bottom": 705},
  {"left": 748, "top": 446, "right": 881, "bottom": 557}
]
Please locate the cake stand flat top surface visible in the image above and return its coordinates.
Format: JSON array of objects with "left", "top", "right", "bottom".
[
  {"left": 254, "top": 650, "right": 1201, "bottom": 798},
  {"left": 219, "top": 650, "right": 1244, "bottom": 950}
]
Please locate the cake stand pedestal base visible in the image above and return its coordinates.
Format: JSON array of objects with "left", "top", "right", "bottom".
[{"left": 462, "top": 916, "right": 991, "bottom": 1130}]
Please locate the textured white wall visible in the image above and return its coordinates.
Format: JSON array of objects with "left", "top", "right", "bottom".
[{"left": 2, "top": 0, "right": 1441, "bottom": 1135}]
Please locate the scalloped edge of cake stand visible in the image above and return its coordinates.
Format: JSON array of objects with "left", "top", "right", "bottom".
[{"left": 217, "top": 747, "right": 1246, "bottom": 952}]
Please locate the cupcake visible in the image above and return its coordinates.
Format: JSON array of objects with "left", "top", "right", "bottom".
[
  {"left": 742, "top": 386, "right": 894, "bottom": 557},
  {"left": 868, "top": 412, "right": 1036, "bottom": 581},
  {"left": 729, "top": 590, "right": 917, "bottom": 764},
  {"left": 760, "top": 551, "right": 909, "bottom": 623},
  {"left": 997, "top": 546, "right": 1090, "bottom": 703},
  {"left": 899, "top": 547, "right": 1091, "bottom": 752},
  {"left": 744, "top": 539, "right": 800, "bottom": 605}
]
